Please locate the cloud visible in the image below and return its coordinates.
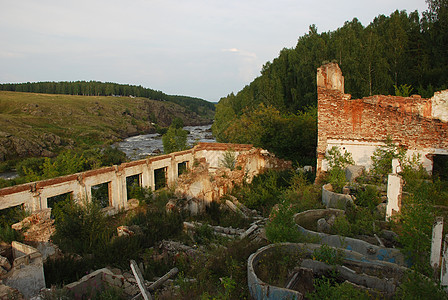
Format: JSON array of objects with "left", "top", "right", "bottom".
[{"left": 223, "top": 48, "right": 239, "bottom": 53}]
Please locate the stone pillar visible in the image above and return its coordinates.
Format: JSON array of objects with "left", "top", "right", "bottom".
[
  {"left": 386, "top": 173, "right": 403, "bottom": 220},
  {"left": 141, "top": 159, "right": 152, "bottom": 190},
  {"left": 441, "top": 234, "right": 448, "bottom": 288},
  {"left": 148, "top": 164, "right": 155, "bottom": 191},
  {"left": 110, "top": 165, "right": 126, "bottom": 209},
  {"left": 76, "top": 174, "right": 88, "bottom": 202},
  {"left": 391, "top": 158, "right": 402, "bottom": 174},
  {"left": 431, "top": 217, "right": 444, "bottom": 271},
  {"left": 30, "top": 191, "right": 42, "bottom": 212},
  {"left": 168, "top": 154, "right": 177, "bottom": 186}
]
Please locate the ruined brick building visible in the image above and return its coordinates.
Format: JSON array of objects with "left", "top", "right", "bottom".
[{"left": 316, "top": 63, "right": 448, "bottom": 175}]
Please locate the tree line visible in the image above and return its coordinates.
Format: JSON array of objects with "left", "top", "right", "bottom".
[
  {"left": 213, "top": 1, "right": 448, "bottom": 165},
  {"left": 0, "top": 80, "right": 215, "bottom": 116}
]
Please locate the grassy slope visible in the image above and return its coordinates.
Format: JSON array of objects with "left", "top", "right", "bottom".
[{"left": 0, "top": 91, "right": 212, "bottom": 160}]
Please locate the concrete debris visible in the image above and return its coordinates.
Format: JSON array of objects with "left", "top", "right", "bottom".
[
  {"left": 158, "top": 240, "right": 202, "bottom": 258},
  {"left": 11, "top": 209, "right": 51, "bottom": 231},
  {"left": 226, "top": 195, "right": 254, "bottom": 217},
  {"left": 316, "top": 218, "right": 331, "bottom": 233},
  {"left": 240, "top": 224, "right": 259, "bottom": 240},
  {"left": 301, "top": 259, "right": 397, "bottom": 296},
  {"left": 130, "top": 260, "right": 152, "bottom": 300},
  {"left": 183, "top": 221, "right": 245, "bottom": 239},
  {"left": 345, "top": 165, "right": 365, "bottom": 182},
  {"left": 0, "top": 255, "right": 11, "bottom": 272},
  {"left": 148, "top": 267, "right": 178, "bottom": 292},
  {"left": 65, "top": 267, "right": 141, "bottom": 299},
  {"left": 0, "top": 283, "right": 23, "bottom": 300},
  {"left": 127, "top": 199, "right": 140, "bottom": 210},
  {"left": 117, "top": 225, "right": 134, "bottom": 237},
  {"left": 285, "top": 267, "right": 314, "bottom": 295},
  {"left": 225, "top": 200, "right": 248, "bottom": 219}
]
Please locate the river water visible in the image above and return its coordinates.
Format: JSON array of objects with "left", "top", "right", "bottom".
[
  {"left": 115, "top": 124, "right": 216, "bottom": 160},
  {"left": 0, "top": 125, "right": 216, "bottom": 179}
]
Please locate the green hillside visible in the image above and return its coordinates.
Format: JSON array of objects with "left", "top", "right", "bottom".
[
  {"left": 213, "top": 2, "right": 448, "bottom": 165},
  {"left": 0, "top": 81, "right": 216, "bottom": 119},
  {"left": 0, "top": 91, "right": 212, "bottom": 161}
]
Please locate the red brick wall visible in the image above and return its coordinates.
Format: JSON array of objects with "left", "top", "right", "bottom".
[{"left": 316, "top": 63, "right": 448, "bottom": 174}]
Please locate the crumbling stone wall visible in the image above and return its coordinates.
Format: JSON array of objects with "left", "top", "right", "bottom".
[
  {"left": 316, "top": 63, "right": 448, "bottom": 175},
  {"left": 175, "top": 147, "right": 291, "bottom": 209},
  {"left": 0, "top": 143, "right": 289, "bottom": 215}
]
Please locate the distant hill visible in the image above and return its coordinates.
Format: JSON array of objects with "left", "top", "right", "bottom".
[
  {"left": 0, "top": 91, "right": 212, "bottom": 161},
  {"left": 0, "top": 80, "right": 215, "bottom": 120}
]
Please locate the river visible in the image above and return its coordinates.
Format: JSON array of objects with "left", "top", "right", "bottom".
[
  {"left": 115, "top": 124, "right": 216, "bottom": 160},
  {"left": 0, "top": 125, "right": 216, "bottom": 179}
]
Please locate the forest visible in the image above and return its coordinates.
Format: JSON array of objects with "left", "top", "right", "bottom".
[
  {"left": 213, "top": 1, "right": 448, "bottom": 165},
  {"left": 0, "top": 80, "right": 215, "bottom": 117}
]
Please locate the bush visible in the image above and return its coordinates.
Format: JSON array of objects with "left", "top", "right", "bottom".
[
  {"left": 235, "top": 170, "right": 292, "bottom": 215},
  {"left": 395, "top": 271, "right": 448, "bottom": 300},
  {"left": 325, "top": 146, "right": 354, "bottom": 193},
  {"left": 44, "top": 255, "right": 93, "bottom": 287},
  {"left": 398, "top": 186, "right": 435, "bottom": 276},
  {"left": 51, "top": 198, "right": 112, "bottom": 255},
  {"left": 162, "top": 125, "right": 188, "bottom": 154},
  {"left": 0, "top": 225, "right": 22, "bottom": 243},
  {"left": 354, "top": 185, "right": 381, "bottom": 211},
  {"left": 307, "top": 277, "right": 372, "bottom": 299},
  {"left": 282, "top": 171, "right": 323, "bottom": 212},
  {"left": 127, "top": 184, "right": 152, "bottom": 204},
  {"left": 312, "top": 244, "right": 345, "bottom": 265},
  {"left": 219, "top": 149, "right": 236, "bottom": 170},
  {"left": 370, "top": 137, "right": 406, "bottom": 183},
  {"left": 265, "top": 199, "right": 306, "bottom": 243}
]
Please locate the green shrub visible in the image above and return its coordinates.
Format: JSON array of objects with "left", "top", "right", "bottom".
[
  {"left": 354, "top": 185, "right": 381, "bottom": 211},
  {"left": 265, "top": 199, "right": 305, "bottom": 243},
  {"left": 125, "top": 207, "right": 183, "bottom": 247},
  {"left": 326, "top": 146, "right": 354, "bottom": 170},
  {"left": 328, "top": 167, "right": 347, "bottom": 193},
  {"left": 398, "top": 187, "right": 434, "bottom": 276},
  {"left": 331, "top": 215, "right": 352, "bottom": 237},
  {"left": 282, "top": 172, "right": 323, "bottom": 212},
  {"left": 0, "top": 205, "right": 28, "bottom": 227},
  {"left": 307, "top": 277, "right": 372, "bottom": 299},
  {"left": 127, "top": 184, "right": 152, "bottom": 204},
  {"left": 235, "top": 170, "right": 292, "bottom": 215},
  {"left": 162, "top": 125, "right": 188, "bottom": 154},
  {"left": 396, "top": 271, "right": 447, "bottom": 300},
  {"left": 0, "top": 225, "right": 22, "bottom": 243},
  {"left": 312, "top": 244, "right": 345, "bottom": 265},
  {"left": 219, "top": 149, "right": 236, "bottom": 170},
  {"left": 51, "top": 198, "right": 112, "bottom": 255},
  {"left": 370, "top": 137, "right": 406, "bottom": 183},
  {"left": 44, "top": 255, "right": 93, "bottom": 287},
  {"left": 325, "top": 146, "right": 354, "bottom": 193}
]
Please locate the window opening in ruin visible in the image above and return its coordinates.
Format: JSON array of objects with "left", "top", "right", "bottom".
[
  {"left": 178, "top": 161, "right": 188, "bottom": 176},
  {"left": 126, "top": 173, "right": 142, "bottom": 200},
  {"left": 433, "top": 154, "right": 448, "bottom": 181},
  {"left": 0, "top": 204, "right": 26, "bottom": 227},
  {"left": 154, "top": 167, "right": 167, "bottom": 190},
  {"left": 47, "top": 192, "right": 73, "bottom": 214},
  {"left": 91, "top": 182, "right": 111, "bottom": 208}
]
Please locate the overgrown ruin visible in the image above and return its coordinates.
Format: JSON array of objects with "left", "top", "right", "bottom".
[
  {"left": 316, "top": 62, "right": 448, "bottom": 176},
  {"left": 0, "top": 143, "right": 290, "bottom": 215}
]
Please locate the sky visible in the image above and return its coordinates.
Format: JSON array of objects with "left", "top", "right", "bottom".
[{"left": 0, "top": 1, "right": 428, "bottom": 102}]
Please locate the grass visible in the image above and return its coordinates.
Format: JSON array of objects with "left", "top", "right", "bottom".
[{"left": 0, "top": 91, "right": 212, "bottom": 162}]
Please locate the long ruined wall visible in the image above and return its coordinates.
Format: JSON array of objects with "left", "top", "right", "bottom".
[
  {"left": 0, "top": 143, "right": 277, "bottom": 213},
  {"left": 317, "top": 63, "right": 448, "bottom": 174}
]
